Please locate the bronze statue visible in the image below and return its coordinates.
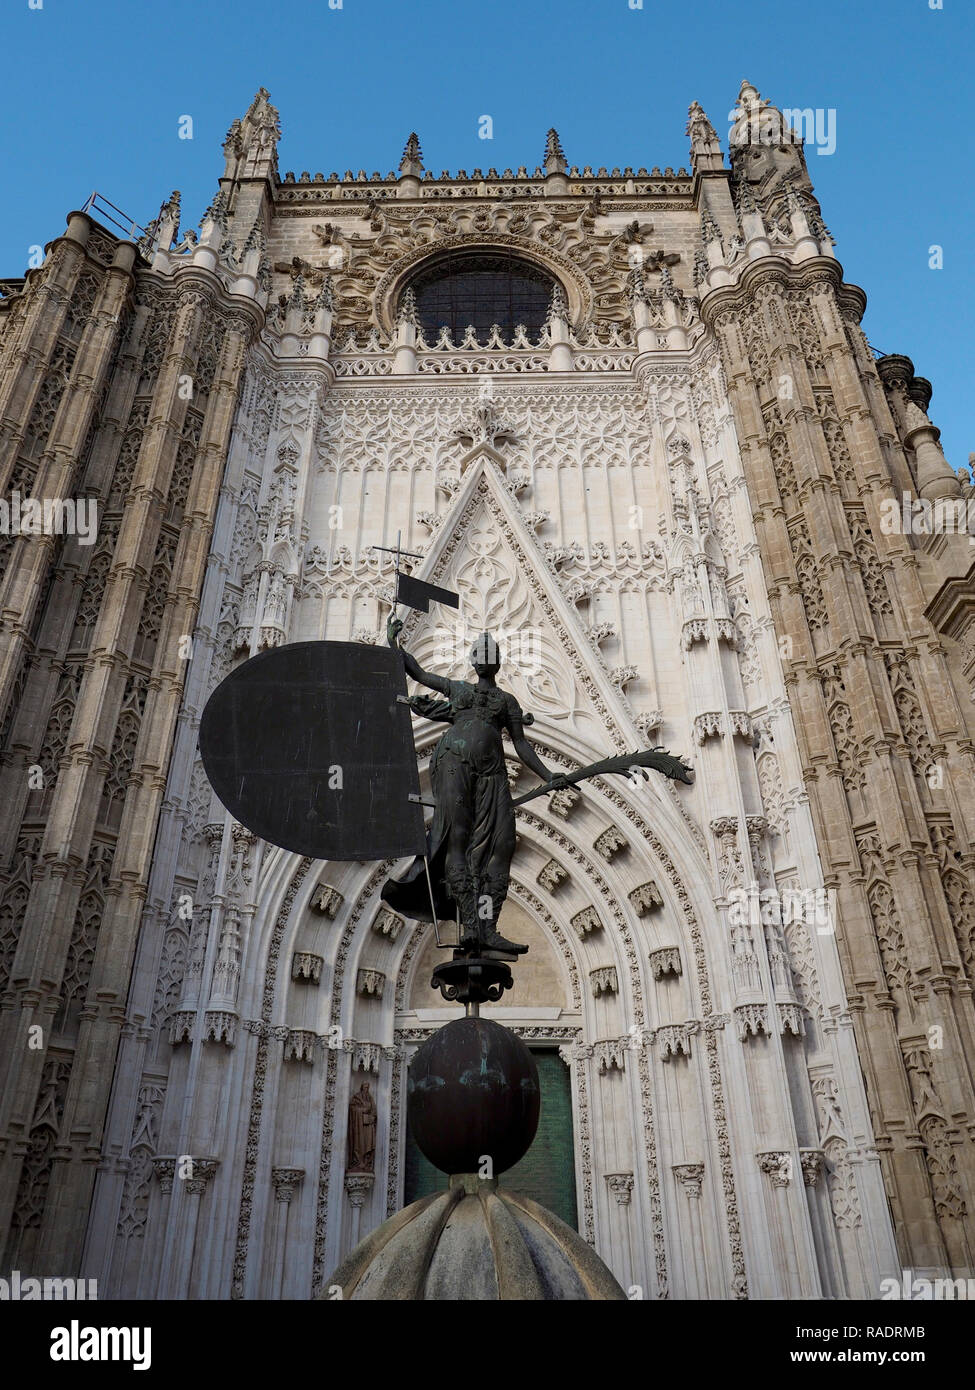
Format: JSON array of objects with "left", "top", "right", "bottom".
[
  {"left": 382, "top": 621, "right": 568, "bottom": 955},
  {"left": 200, "top": 593, "right": 692, "bottom": 1005}
]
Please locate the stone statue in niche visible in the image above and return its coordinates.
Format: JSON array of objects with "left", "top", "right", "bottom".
[{"left": 347, "top": 1080, "right": 377, "bottom": 1174}]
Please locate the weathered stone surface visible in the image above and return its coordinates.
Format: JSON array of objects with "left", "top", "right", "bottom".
[{"left": 321, "top": 1176, "right": 626, "bottom": 1301}]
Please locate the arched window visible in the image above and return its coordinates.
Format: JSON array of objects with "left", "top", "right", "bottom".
[{"left": 406, "top": 251, "right": 557, "bottom": 345}]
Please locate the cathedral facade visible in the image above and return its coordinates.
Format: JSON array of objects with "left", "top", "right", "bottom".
[{"left": 1, "top": 81, "right": 974, "bottom": 1299}]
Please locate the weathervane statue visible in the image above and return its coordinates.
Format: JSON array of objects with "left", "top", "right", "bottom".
[
  {"left": 198, "top": 540, "right": 693, "bottom": 1007},
  {"left": 382, "top": 608, "right": 694, "bottom": 1002},
  {"left": 382, "top": 619, "right": 568, "bottom": 956}
]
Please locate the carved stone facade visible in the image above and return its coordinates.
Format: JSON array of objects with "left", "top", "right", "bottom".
[{"left": 1, "top": 80, "right": 971, "bottom": 1298}]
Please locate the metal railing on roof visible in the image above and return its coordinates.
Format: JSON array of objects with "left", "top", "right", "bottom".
[{"left": 80, "top": 191, "right": 154, "bottom": 248}]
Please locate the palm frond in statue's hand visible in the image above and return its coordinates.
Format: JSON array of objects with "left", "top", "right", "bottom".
[
  {"left": 636, "top": 746, "right": 695, "bottom": 784},
  {"left": 511, "top": 747, "right": 694, "bottom": 807}
]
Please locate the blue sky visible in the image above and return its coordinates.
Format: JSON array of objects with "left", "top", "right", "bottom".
[{"left": 5, "top": 0, "right": 971, "bottom": 468}]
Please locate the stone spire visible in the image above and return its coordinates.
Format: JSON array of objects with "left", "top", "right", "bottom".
[
  {"left": 729, "top": 80, "right": 762, "bottom": 157},
  {"left": 728, "top": 78, "right": 812, "bottom": 213},
  {"left": 546, "top": 282, "right": 569, "bottom": 325},
  {"left": 238, "top": 215, "right": 266, "bottom": 286},
  {"left": 399, "top": 133, "right": 424, "bottom": 178},
  {"left": 700, "top": 205, "right": 722, "bottom": 247},
  {"left": 697, "top": 201, "right": 733, "bottom": 290},
  {"left": 658, "top": 263, "right": 680, "bottom": 303},
  {"left": 544, "top": 128, "right": 566, "bottom": 176},
  {"left": 393, "top": 285, "right": 421, "bottom": 372},
  {"left": 729, "top": 79, "right": 803, "bottom": 162},
  {"left": 397, "top": 285, "right": 419, "bottom": 328},
  {"left": 199, "top": 189, "right": 229, "bottom": 248},
  {"left": 545, "top": 275, "right": 573, "bottom": 364},
  {"left": 223, "top": 118, "right": 243, "bottom": 161},
  {"left": 542, "top": 128, "right": 569, "bottom": 195},
  {"left": 784, "top": 190, "right": 822, "bottom": 261},
  {"left": 397, "top": 133, "right": 424, "bottom": 199},
  {"left": 145, "top": 190, "right": 181, "bottom": 255},
  {"left": 686, "top": 102, "right": 723, "bottom": 172},
  {"left": 545, "top": 281, "right": 573, "bottom": 369},
  {"left": 735, "top": 177, "right": 770, "bottom": 255},
  {"left": 226, "top": 88, "right": 282, "bottom": 182}
]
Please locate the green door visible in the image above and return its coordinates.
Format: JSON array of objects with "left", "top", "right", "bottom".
[{"left": 403, "top": 1047, "right": 578, "bottom": 1229}]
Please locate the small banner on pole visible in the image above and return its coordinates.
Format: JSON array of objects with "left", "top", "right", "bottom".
[{"left": 396, "top": 571, "right": 460, "bottom": 614}]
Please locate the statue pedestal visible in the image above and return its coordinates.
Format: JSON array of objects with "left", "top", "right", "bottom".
[
  {"left": 344, "top": 1173, "right": 375, "bottom": 1250},
  {"left": 430, "top": 954, "right": 514, "bottom": 1005}
]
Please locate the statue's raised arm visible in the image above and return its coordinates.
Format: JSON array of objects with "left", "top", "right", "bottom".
[{"left": 386, "top": 615, "right": 451, "bottom": 695}]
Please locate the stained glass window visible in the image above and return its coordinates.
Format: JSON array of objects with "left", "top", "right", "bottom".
[{"left": 408, "top": 252, "right": 556, "bottom": 345}]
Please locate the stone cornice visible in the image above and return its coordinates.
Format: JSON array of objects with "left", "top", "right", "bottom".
[
  {"left": 923, "top": 559, "right": 975, "bottom": 639},
  {"left": 273, "top": 177, "right": 694, "bottom": 204},
  {"left": 698, "top": 255, "right": 866, "bottom": 327},
  {"left": 132, "top": 265, "right": 266, "bottom": 338}
]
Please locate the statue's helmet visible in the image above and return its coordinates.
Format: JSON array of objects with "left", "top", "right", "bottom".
[{"left": 470, "top": 632, "right": 501, "bottom": 669}]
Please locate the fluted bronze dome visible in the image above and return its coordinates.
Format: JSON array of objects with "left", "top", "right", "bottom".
[{"left": 322, "top": 1174, "right": 625, "bottom": 1301}]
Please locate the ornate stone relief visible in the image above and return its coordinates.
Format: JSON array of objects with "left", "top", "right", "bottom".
[
  {"left": 571, "top": 906, "right": 602, "bottom": 939},
  {"left": 757, "top": 1151, "right": 793, "bottom": 1188},
  {"left": 590, "top": 965, "right": 619, "bottom": 997},
  {"left": 355, "top": 968, "right": 386, "bottom": 999},
  {"left": 649, "top": 946, "right": 681, "bottom": 979},
  {"left": 734, "top": 1003, "right": 770, "bottom": 1041},
  {"left": 657, "top": 1024, "right": 693, "bottom": 1060},
  {"left": 310, "top": 883, "right": 344, "bottom": 918},
  {"left": 537, "top": 859, "right": 569, "bottom": 893},
  {"left": 673, "top": 1163, "right": 705, "bottom": 1198},
  {"left": 594, "top": 826, "right": 627, "bottom": 861},
  {"left": 605, "top": 1172, "right": 634, "bottom": 1206},
  {"left": 371, "top": 909, "right": 404, "bottom": 941},
  {"left": 292, "top": 951, "right": 324, "bottom": 983},
  {"left": 629, "top": 881, "right": 663, "bottom": 914},
  {"left": 271, "top": 1167, "right": 305, "bottom": 1203}
]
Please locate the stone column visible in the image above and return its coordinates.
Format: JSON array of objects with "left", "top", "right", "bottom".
[
  {"left": 344, "top": 1173, "right": 375, "bottom": 1252},
  {"left": 392, "top": 288, "right": 419, "bottom": 374},
  {"left": 701, "top": 255, "right": 975, "bottom": 1272},
  {"left": 902, "top": 402, "right": 961, "bottom": 503},
  {"left": 161, "top": 1157, "right": 219, "bottom": 1299},
  {"left": 757, "top": 1150, "right": 804, "bottom": 1297},
  {"left": 0, "top": 225, "right": 137, "bottom": 720},
  {"left": 269, "top": 1167, "right": 305, "bottom": 1298},
  {"left": 31, "top": 303, "right": 259, "bottom": 1270},
  {"left": 147, "top": 1156, "right": 177, "bottom": 1299},
  {"left": 673, "top": 1163, "right": 708, "bottom": 1297},
  {"left": 603, "top": 1171, "right": 634, "bottom": 1292},
  {"left": 546, "top": 287, "right": 574, "bottom": 373},
  {"left": 798, "top": 1148, "right": 838, "bottom": 1298}
]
